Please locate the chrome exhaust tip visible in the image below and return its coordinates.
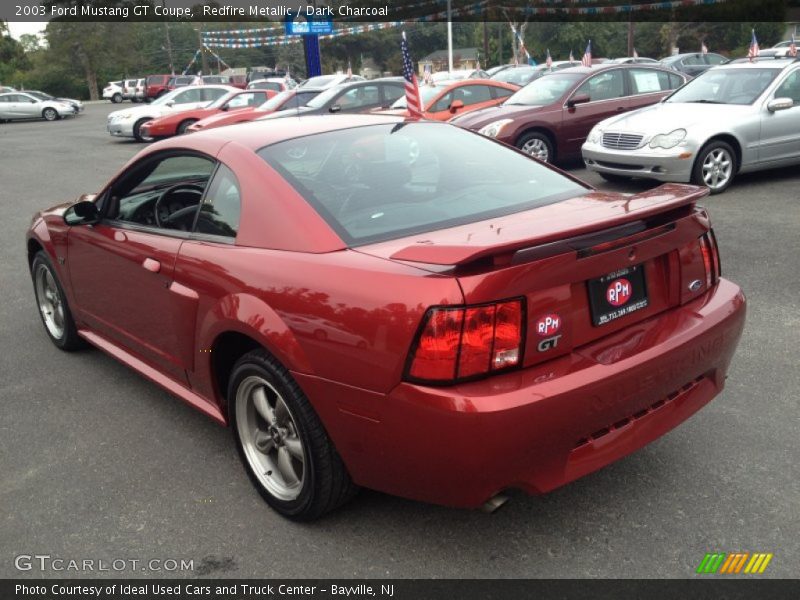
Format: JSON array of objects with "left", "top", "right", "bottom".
[{"left": 481, "top": 493, "right": 509, "bottom": 514}]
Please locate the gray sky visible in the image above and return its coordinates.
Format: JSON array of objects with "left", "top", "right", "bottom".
[{"left": 7, "top": 22, "right": 47, "bottom": 40}]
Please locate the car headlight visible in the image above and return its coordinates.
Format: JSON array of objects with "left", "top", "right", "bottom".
[
  {"left": 478, "top": 119, "right": 513, "bottom": 138},
  {"left": 649, "top": 128, "right": 687, "bottom": 150},
  {"left": 587, "top": 125, "right": 603, "bottom": 145}
]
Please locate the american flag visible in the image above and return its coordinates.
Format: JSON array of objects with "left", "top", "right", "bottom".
[
  {"left": 346, "top": 60, "right": 352, "bottom": 78},
  {"left": 633, "top": 48, "right": 639, "bottom": 59},
  {"left": 581, "top": 40, "right": 592, "bottom": 67},
  {"left": 401, "top": 32, "right": 423, "bottom": 119},
  {"left": 546, "top": 48, "right": 552, "bottom": 69},
  {"left": 790, "top": 34, "right": 797, "bottom": 58},
  {"left": 748, "top": 29, "right": 759, "bottom": 62},
  {"left": 569, "top": 50, "right": 575, "bottom": 63},
  {"left": 423, "top": 63, "right": 433, "bottom": 85},
  {"left": 701, "top": 41, "right": 708, "bottom": 55}
]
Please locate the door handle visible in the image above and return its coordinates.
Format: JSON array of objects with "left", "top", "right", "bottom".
[{"left": 142, "top": 258, "right": 161, "bottom": 273}]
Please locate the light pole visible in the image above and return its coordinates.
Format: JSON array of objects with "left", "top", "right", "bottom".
[{"left": 447, "top": 0, "right": 453, "bottom": 73}]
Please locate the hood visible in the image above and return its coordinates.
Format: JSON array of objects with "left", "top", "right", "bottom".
[
  {"left": 595, "top": 101, "right": 753, "bottom": 134},
  {"left": 450, "top": 103, "right": 548, "bottom": 130},
  {"left": 108, "top": 103, "right": 170, "bottom": 120}
]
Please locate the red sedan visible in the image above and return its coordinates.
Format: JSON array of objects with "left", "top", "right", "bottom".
[
  {"left": 187, "top": 89, "right": 323, "bottom": 133},
  {"left": 27, "top": 115, "right": 745, "bottom": 520},
  {"left": 140, "top": 89, "right": 271, "bottom": 138},
  {"left": 374, "top": 79, "right": 520, "bottom": 121}
]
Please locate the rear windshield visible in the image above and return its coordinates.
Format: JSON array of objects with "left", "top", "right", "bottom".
[{"left": 257, "top": 123, "right": 586, "bottom": 245}]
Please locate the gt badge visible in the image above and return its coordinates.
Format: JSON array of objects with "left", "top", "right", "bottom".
[{"left": 537, "top": 335, "right": 562, "bottom": 352}]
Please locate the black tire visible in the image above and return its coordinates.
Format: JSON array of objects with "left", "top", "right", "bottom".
[
  {"left": 42, "top": 108, "right": 58, "bottom": 121},
  {"left": 177, "top": 119, "right": 197, "bottom": 135},
  {"left": 598, "top": 172, "right": 633, "bottom": 184},
  {"left": 30, "top": 251, "right": 86, "bottom": 351},
  {"left": 691, "top": 140, "right": 737, "bottom": 195},
  {"left": 516, "top": 131, "right": 554, "bottom": 163},
  {"left": 111, "top": 93, "right": 122, "bottom": 104},
  {"left": 229, "top": 349, "right": 357, "bottom": 520},
  {"left": 133, "top": 118, "right": 154, "bottom": 143}
]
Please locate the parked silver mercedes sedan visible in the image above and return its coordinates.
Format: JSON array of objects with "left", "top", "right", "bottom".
[{"left": 582, "top": 58, "right": 800, "bottom": 193}]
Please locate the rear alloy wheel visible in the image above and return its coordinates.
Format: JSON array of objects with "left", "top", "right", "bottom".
[
  {"left": 517, "top": 132, "right": 553, "bottom": 163},
  {"left": 177, "top": 119, "right": 197, "bottom": 135},
  {"left": 229, "top": 349, "right": 357, "bottom": 520},
  {"left": 42, "top": 108, "right": 58, "bottom": 121},
  {"left": 133, "top": 118, "right": 155, "bottom": 143},
  {"left": 31, "top": 251, "right": 85, "bottom": 351},
  {"left": 112, "top": 93, "right": 122, "bottom": 104},
  {"left": 693, "top": 141, "right": 736, "bottom": 194}
]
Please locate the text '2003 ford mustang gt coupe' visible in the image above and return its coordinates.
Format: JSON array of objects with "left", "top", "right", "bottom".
[{"left": 27, "top": 115, "right": 745, "bottom": 520}]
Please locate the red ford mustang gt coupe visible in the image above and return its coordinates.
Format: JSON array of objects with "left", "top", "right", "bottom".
[{"left": 27, "top": 115, "right": 745, "bottom": 520}]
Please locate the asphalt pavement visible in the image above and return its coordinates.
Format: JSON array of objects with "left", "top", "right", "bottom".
[{"left": 0, "top": 103, "right": 798, "bottom": 579}]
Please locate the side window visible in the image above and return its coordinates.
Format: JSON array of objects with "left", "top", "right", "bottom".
[
  {"left": 382, "top": 84, "right": 405, "bottom": 106},
  {"left": 430, "top": 91, "right": 453, "bottom": 112},
  {"left": 173, "top": 88, "right": 203, "bottom": 104},
  {"left": 774, "top": 71, "right": 800, "bottom": 104},
  {"left": 109, "top": 155, "right": 215, "bottom": 231},
  {"left": 706, "top": 54, "right": 727, "bottom": 65},
  {"left": 629, "top": 69, "right": 673, "bottom": 94},
  {"left": 202, "top": 87, "right": 228, "bottom": 103},
  {"left": 682, "top": 55, "right": 703, "bottom": 66},
  {"left": 574, "top": 70, "right": 625, "bottom": 102},
  {"left": 226, "top": 92, "right": 258, "bottom": 109},
  {"left": 335, "top": 85, "right": 380, "bottom": 111},
  {"left": 668, "top": 72, "right": 685, "bottom": 89},
  {"left": 457, "top": 85, "right": 493, "bottom": 105},
  {"left": 194, "top": 164, "right": 241, "bottom": 238},
  {"left": 492, "top": 86, "right": 515, "bottom": 99}
]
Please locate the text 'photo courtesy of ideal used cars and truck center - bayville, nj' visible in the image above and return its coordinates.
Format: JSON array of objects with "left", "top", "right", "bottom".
[{"left": 1, "top": 0, "right": 799, "bottom": 597}]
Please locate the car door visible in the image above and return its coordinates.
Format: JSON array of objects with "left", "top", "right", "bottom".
[
  {"left": 625, "top": 68, "right": 684, "bottom": 111},
  {"left": 66, "top": 153, "right": 216, "bottom": 382},
  {"left": 164, "top": 87, "right": 205, "bottom": 113},
  {"left": 758, "top": 69, "right": 800, "bottom": 163},
  {"left": 562, "top": 69, "right": 627, "bottom": 156},
  {"left": 452, "top": 84, "right": 497, "bottom": 116}
]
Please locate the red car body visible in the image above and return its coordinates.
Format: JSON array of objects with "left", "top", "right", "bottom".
[
  {"left": 140, "top": 90, "right": 271, "bottom": 139},
  {"left": 26, "top": 116, "right": 745, "bottom": 514},
  {"left": 452, "top": 64, "right": 688, "bottom": 162},
  {"left": 374, "top": 79, "right": 520, "bottom": 121},
  {"left": 186, "top": 89, "right": 323, "bottom": 133},
  {"left": 145, "top": 74, "right": 171, "bottom": 100}
]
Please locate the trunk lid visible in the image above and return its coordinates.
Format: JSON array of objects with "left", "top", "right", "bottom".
[{"left": 357, "top": 183, "right": 712, "bottom": 367}]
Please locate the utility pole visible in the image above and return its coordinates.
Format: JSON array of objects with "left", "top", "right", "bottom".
[
  {"left": 196, "top": 27, "right": 208, "bottom": 75},
  {"left": 162, "top": 0, "right": 174, "bottom": 74},
  {"left": 447, "top": 0, "right": 453, "bottom": 72},
  {"left": 483, "top": 20, "right": 489, "bottom": 68},
  {"left": 627, "top": 20, "right": 635, "bottom": 57}
]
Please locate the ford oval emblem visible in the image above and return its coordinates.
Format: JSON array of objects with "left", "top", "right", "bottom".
[{"left": 689, "top": 279, "right": 703, "bottom": 292}]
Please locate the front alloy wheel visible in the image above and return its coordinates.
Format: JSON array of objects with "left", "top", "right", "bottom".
[
  {"left": 42, "top": 108, "right": 58, "bottom": 121},
  {"left": 693, "top": 141, "right": 736, "bottom": 194},
  {"left": 517, "top": 132, "right": 553, "bottom": 163},
  {"left": 31, "top": 251, "right": 85, "bottom": 351}
]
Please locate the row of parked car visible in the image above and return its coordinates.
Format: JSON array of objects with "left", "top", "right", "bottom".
[
  {"left": 105, "top": 49, "right": 800, "bottom": 194},
  {"left": 102, "top": 69, "right": 297, "bottom": 103},
  {"left": 0, "top": 87, "right": 84, "bottom": 122}
]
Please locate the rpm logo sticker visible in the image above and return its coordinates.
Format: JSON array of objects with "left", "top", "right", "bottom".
[
  {"left": 535, "top": 314, "right": 561, "bottom": 336},
  {"left": 606, "top": 278, "right": 632, "bottom": 307}
]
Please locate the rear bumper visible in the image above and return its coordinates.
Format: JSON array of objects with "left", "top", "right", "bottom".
[
  {"left": 582, "top": 142, "right": 695, "bottom": 183},
  {"left": 296, "top": 279, "right": 746, "bottom": 508}
]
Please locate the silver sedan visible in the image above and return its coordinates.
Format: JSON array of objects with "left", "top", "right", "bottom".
[
  {"left": 0, "top": 92, "right": 76, "bottom": 122},
  {"left": 582, "top": 59, "right": 800, "bottom": 193}
]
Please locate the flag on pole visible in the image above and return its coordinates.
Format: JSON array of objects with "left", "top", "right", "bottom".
[
  {"left": 423, "top": 63, "right": 433, "bottom": 85},
  {"left": 701, "top": 41, "right": 708, "bottom": 54},
  {"left": 633, "top": 48, "right": 639, "bottom": 59},
  {"left": 789, "top": 34, "right": 797, "bottom": 58},
  {"left": 569, "top": 50, "right": 575, "bottom": 63},
  {"left": 347, "top": 60, "right": 352, "bottom": 78},
  {"left": 748, "top": 29, "right": 759, "bottom": 62},
  {"left": 546, "top": 48, "right": 553, "bottom": 69},
  {"left": 581, "top": 40, "right": 592, "bottom": 67},
  {"left": 401, "top": 32, "right": 423, "bottom": 119}
]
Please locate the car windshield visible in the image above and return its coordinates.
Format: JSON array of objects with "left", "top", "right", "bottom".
[
  {"left": 504, "top": 73, "right": 583, "bottom": 105},
  {"left": 305, "top": 85, "right": 348, "bottom": 108},
  {"left": 493, "top": 67, "right": 538, "bottom": 85},
  {"left": 300, "top": 75, "right": 337, "bottom": 89},
  {"left": 27, "top": 91, "right": 52, "bottom": 100},
  {"left": 257, "top": 122, "right": 586, "bottom": 245},
  {"left": 258, "top": 90, "right": 294, "bottom": 110},
  {"left": 391, "top": 86, "right": 444, "bottom": 109},
  {"left": 151, "top": 87, "right": 189, "bottom": 106},
  {"left": 666, "top": 68, "right": 780, "bottom": 105}
]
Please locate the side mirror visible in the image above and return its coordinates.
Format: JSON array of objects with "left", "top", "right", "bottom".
[
  {"left": 329, "top": 104, "right": 342, "bottom": 113},
  {"left": 220, "top": 104, "right": 229, "bottom": 111},
  {"left": 449, "top": 99, "right": 465, "bottom": 113},
  {"left": 63, "top": 201, "right": 100, "bottom": 226},
  {"left": 567, "top": 93, "right": 591, "bottom": 108},
  {"left": 767, "top": 97, "right": 793, "bottom": 112},
  {"left": 165, "top": 100, "right": 175, "bottom": 107}
]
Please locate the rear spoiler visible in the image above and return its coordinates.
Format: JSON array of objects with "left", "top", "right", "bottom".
[{"left": 390, "top": 184, "right": 708, "bottom": 266}]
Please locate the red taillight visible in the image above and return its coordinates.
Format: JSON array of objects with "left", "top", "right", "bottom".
[
  {"left": 699, "top": 230, "right": 720, "bottom": 288},
  {"left": 407, "top": 299, "right": 525, "bottom": 384}
]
